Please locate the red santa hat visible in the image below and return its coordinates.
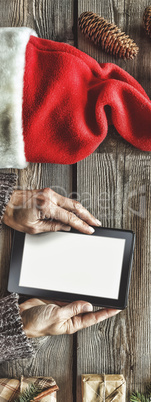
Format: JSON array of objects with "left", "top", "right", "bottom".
[{"left": 0, "top": 27, "right": 151, "bottom": 168}]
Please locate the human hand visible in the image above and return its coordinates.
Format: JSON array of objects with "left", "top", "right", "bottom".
[
  {"left": 2, "top": 188, "right": 101, "bottom": 234},
  {"left": 19, "top": 298, "right": 120, "bottom": 337}
]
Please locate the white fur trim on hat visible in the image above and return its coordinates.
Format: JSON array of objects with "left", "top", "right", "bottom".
[{"left": 0, "top": 27, "right": 37, "bottom": 168}]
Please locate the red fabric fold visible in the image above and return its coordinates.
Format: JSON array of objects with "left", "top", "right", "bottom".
[{"left": 23, "top": 36, "right": 151, "bottom": 165}]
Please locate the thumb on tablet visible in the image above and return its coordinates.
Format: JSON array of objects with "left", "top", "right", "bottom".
[{"left": 60, "top": 301, "right": 93, "bottom": 319}]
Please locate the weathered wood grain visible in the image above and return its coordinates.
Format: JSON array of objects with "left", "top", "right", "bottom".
[
  {"left": 0, "top": 1, "right": 75, "bottom": 401},
  {"left": 0, "top": 0, "right": 150, "bottom": 401},
  {"left": 77, "top": 153, "right": 151, "bottom": 400},
  {"left": 77, "top": 0, "right": 151, "bottom": 401}
]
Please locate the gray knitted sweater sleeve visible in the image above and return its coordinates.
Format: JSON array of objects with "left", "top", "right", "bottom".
[
  {"left": 0, "top": 173, "right": 34, "bottom": 361},
  {"left": 0, "top": 293, "right": 33, "bottom": 362},
  {"left": 0, "top": 172, "right": 17, "bottom": 225}
]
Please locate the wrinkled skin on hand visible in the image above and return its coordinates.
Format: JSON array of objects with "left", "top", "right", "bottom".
[
  {"left": 19, "top": 298, "right": 121, "bottom": 337},
  {"left": 3, "top": 188, "right": 101, "bottom": 234}
]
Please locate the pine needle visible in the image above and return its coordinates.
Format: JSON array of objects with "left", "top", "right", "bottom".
[
  {"left": 146, "top": 383, "right": 151, "bottom": 396},
  {"left": 130, "top": 392, "right": 147, "bottom": 401},
  {"left": 14, "top": 383, "right": 42, "bottom": 402},
  {"left": 130, "top": 383, "right": 151, "bottom": 402}
]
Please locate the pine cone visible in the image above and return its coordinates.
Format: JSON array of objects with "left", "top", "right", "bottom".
[
  {"left": 143, "top": 6, "right": 151, "bottom": 38},
  {"left": 78, "top": 11, "right": 139, "bottom": 60}
]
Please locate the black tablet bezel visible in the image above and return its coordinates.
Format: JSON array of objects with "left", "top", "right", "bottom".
[{"left": 7, "top": 227, "right": 135, "bottom": 309}]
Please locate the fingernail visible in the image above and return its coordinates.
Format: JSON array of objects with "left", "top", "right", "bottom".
[
  {"left": 89, "top": 227, "right": 95, "bottom": 234},
  {"left": 83, "top": 303, "right": 93, "bottom": 312},
  {"left": 95, "top": 219, "right": 102, "bottom": 226},
  {"left": 63, "top": 226, "right": 71, "bottom": 231}
]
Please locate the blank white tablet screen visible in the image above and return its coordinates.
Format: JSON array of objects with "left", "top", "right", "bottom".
[{"left": 19, "top": 232, "right": 125, "bottom": 300}]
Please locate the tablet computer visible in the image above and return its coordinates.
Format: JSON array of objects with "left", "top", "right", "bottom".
[{"left": 8, "top": 227, "right": 135, "bottom": 309}]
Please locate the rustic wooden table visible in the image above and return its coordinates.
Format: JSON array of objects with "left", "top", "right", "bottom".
[{"left": 0, "top": 1, "right": 150, "bottom": 401}]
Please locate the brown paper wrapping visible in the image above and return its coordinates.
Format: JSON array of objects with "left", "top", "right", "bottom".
[{"left": 82, "top": 374, "right": 126, "bottom": 401}]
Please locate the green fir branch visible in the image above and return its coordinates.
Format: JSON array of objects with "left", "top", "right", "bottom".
[
  {"left": 130, "top": 392, "right": 148, "bottom": 402},
  {"left": 130, "top": 383, "right": 151, "bottom": 402},
  {"left": 146, "top": 384, "right": 151, "bottom": 396},
  {"left": 14, "top": 382, "right": 42, "bottom": 402}
]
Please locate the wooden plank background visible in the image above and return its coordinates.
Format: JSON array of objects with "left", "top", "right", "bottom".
[
  {"left": 0, "top": 0, "right": 150, "bottom": 401},
  {"left": 77, "top": 1, "right": 151, "bottom": 401},
  {"left": 0, "top": 1, "right": 74, "bottom": 401}
]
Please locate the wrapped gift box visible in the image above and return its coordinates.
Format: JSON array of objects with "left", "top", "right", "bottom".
[
  {"left": 82, "top": 374, "right": 126, "bottom": 401},
  {"left": 0, "top": 376, "right": 59, "bottom": 401}
]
